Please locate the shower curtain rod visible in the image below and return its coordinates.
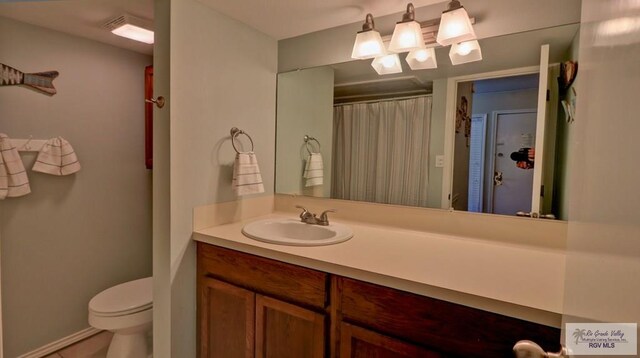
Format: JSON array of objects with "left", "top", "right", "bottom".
[{"left": 334, "top": 93, "right": 432, "bottom": 106}]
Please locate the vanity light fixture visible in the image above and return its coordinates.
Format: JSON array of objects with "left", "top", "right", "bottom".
[
  {"left": 371, "top": 54, "right": 403, "bottom": 75},
  {"left": 351, "top": 14, "right": 386, "bottom": 59},
  {"left": 436, "top": 0, "right": 476, "bottom": 46},
  {"left": 449, "top": 40, "right": 482, "bottom": 65},
  {"left": 405, "top": 47, "right": 438, "bottom": 70},
  {"left": 388, "top": 3, "right": 426, "bottom": 53},
  {"left": 104, "top": 14, "right": 154, "bottom": 44}
]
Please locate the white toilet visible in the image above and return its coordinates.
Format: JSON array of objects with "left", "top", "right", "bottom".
[{"left": 88, "top": 277, "right": 153, "bottom": 358}]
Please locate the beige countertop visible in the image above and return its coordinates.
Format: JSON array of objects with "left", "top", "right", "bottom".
[{"left": 194, "top": 210, "right": 566, "bottom": 327}]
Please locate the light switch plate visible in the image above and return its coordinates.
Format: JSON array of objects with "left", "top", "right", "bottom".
[{"left": 435, "top": 155, "right": 445, "bottom": 168}]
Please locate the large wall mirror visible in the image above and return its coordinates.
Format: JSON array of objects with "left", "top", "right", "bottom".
[{"left": 275, "top": 22, "right": 579, "bottom": 221}]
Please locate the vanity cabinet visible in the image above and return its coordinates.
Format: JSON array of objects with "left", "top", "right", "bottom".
[
  {"left": 340, "top": 322, "right": 441, "bottom": 358},
  {"left": 197, "top": 244, "right": 327, "bottom": 358},
  {"left": 335, "top": 277, "right": 560, "bottom": 357},
  {"left": 197, "top": 242, "right": 560, "bottom": 358}
]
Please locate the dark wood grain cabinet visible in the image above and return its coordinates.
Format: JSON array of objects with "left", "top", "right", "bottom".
[
  {"left": 198, "top": 244, "right": 327, "bottom": 358},
  {"left": 199, "top": 277, "right": 255, "bottom": 358},
  {"left": 256, "top": 295, "right": 325, "bottom": 358},
  {"left": 340, "top": 322, "right": 442, "bottom": 358},
  {"left": 197, "top": 242, "right": 560, "bottom": 358}
]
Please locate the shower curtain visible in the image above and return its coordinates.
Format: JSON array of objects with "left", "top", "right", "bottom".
[{"left": 332, "top": 96, "right": 432, "bottom": 207}]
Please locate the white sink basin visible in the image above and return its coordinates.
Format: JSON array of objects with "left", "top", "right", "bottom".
[{"left": 241, "top": 218, "right": 353, "bottom": 246}]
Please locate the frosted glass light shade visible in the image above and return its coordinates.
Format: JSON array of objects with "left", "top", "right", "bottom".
[
  {"left": 112, "top": 24, "right": 154, "bottom": 44},
  {"left": 371, "top": 54, "right": 403, "bottom": 75},
  {"left": 449, "top": 40, "right": 482, "bottom": 65},
  {"left": 388, "top": 21, "right": 426, "bottom": 53},
  {"left": 436, "top": 7, "right": 476, "bottom": 46},
  {"left": 351, "top": 30, "right": 386, "bottom": 59},
  {"left": 406, "top": 48, "right": 437, "bottom": 70}
]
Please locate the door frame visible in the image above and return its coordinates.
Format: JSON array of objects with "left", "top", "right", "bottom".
[{"left": 442, "top": 65, "right": 540, "bottom": 209}]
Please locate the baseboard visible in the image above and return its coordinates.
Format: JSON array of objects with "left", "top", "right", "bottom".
[{"left": 17, "top": 327, "right": 102, "bottom": 358}]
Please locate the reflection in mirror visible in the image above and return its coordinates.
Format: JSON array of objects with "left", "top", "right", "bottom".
[
  {"left": 452, "top": 74, "right": 540, "bottom": 216},
  {"left": 275, "top": 24, "right": 580, "bottom": 220}
]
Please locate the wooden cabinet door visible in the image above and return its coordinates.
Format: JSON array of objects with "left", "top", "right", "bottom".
[
  {"left": 199, "top": 277, "right": 255, "bottom": 358},
  {"left": 340, "top": 323, "right": 441, "bottom": 358},
  {"left": 256, "top": 295, "right": 325, "bottom": 358}
]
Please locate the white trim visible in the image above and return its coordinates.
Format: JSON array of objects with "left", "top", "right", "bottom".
[
  {"left": 334, "top": 93, "right": 433, "bottom": 106},
  {"left": 16, "top": 327, "right": 102, "bottom": 358},
  {"left": 486, "top": 111, "right": 499, "bottom": 213},
  {"left": 442, "top": 65, "right": 541, "bottom": 211},
  {"left": 11, "top": 139, "right": 47, "bottom": 152},
  {"left": 531, "top": 44, "right": 550, "bottom": 215}
]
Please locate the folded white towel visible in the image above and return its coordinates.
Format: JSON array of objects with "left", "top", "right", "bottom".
[
  {"left": 0, "top": 133, "right": 31, "bottom": 199},
  {"left": 32, "top": 137, "right": 81, "bottom": 176},
  {"left": 232, "top": 152, "right": 264, "bottom": 196},
  {"left": 303, "top": 153, "right": 324, "bottom": 187}
]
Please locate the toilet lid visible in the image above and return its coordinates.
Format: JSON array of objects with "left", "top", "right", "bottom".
[{"left": 89, "top": 277, "right": 152, "bottom": 316}]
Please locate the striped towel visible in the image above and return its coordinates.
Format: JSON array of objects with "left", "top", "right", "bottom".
[
  {"left": 0, "top": 133, "right": 31, "bottom": 199},
  {"left": 303, "top": 153, "right": 324, "bottom": 187},
  {"left": 232, "top": 152, "right": 264, "bottom": 196},
  {"left": 32, "top": 137, "right": 81, "bottom": 175}
]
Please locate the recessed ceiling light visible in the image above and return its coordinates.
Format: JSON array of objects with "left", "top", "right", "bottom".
[{"left": 104, "top": 14, "right": 154, "bottom": 44}]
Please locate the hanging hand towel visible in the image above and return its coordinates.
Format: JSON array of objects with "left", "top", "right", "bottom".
[
  {"left": 303, "top": 153, "right": 324, "bottom": 187},
  {"left": 0, "top": 133, "right": 31, "bottom": 199},
  {"left": 232, "top": 152, "right": 264, "bottom": 196},
  {"left": 32, "top": 137, "right": 81, "bottom": 175}
]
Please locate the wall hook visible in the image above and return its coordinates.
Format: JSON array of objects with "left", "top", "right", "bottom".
[
  {"left": 21, "top": 135, "right": 34, "bottom": 151},
  {"left": 145, "top": 96, "right": 165, "bottom": 108}
]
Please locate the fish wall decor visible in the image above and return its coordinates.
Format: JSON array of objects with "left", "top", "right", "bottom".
[{"left": 1, "top": 63, "right": 59, "bottom": 96}]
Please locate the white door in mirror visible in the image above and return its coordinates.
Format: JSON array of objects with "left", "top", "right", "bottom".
[{"left": 241, "top": 218, "right": 353, "bottom": 246}]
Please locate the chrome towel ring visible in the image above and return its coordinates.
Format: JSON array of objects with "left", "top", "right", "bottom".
[
  {"left": 230, "top": 127, "right": 254, "bottom": 154},
  {"left": 304, "top": 135, "right": 321, "bottom": 155}
]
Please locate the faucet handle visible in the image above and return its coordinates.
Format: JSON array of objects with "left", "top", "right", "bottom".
[
  {"left": 295, "top": 205, "right": 309, "bottom": 219},
  {"left": 319, "top": 209, "right": 336, "bottom": 224}
]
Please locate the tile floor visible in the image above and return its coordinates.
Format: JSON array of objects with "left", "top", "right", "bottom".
[{"left": 42, "top": 331, "right": 112, "bottom": 358}]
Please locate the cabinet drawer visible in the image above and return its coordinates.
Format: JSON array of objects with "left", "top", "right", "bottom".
[
  {"left": 338, "top": 277, "right": 560, "bottom": 357},
  {"left": 198, "top": 243, "right": 328, "bottom": 309}
]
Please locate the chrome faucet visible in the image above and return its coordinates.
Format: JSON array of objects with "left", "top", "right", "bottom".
[{"left": 295, "top": 206, "right": 336, "bottom": 226}]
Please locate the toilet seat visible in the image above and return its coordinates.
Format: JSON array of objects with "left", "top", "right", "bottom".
[{"left": 89, "top": 277, "right": 152, "bottom": 317}]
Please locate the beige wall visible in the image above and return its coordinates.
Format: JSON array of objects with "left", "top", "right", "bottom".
[
  {"left": 276, "top": 67, "right": 334, "bottom": 197},
  {"left": 156, "top": 0, "right": 278, "bottom": 356},
  {"left": 0, "top": 17, "right": 152, "bottom": 357},
  {"left": 562, "top": 0, "right": 640, "bottom": 328},
  {"left": 553, "top": 32, "right": 580, "bottom": 221},
  {"left": 152, "top": 0, "right": 171, "bottom": 355}
]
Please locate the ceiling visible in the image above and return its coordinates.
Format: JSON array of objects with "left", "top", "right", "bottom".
[
  {"left": 195, "top": 0, "right": 447, "bottom": 40},
  {"left": 0, "top": 0, "right": 448, "bottom": 56},
  {"left": 0, "top": 0, "right": 154, "bottom": 55}
]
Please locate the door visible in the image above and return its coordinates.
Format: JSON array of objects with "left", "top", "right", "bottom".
[
  {"left": 467, "top": 114, "right": 487, "bottom": 212},
  {"left": 340, "top": 322, "right": 441, "bottom": 358},
  {"left": 198, "top": 278, "right": 255, "bottom": 358},
  {"left": 490, "top": 110, "right": 537, "bottom": 215},
  {"left": 255, "top": 295, "right": 325, "bottom": 358}
]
